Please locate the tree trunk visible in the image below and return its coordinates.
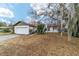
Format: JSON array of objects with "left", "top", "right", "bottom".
[
  {"left": 60, "top": 4, "right": 64, "bottom": 37},
  {"left": 67, "top": 11, "right": 72, "bottom": 41},
  {"left": 61, "top": 21, "right": 63, "bottom": 37},
  {"left": 68, "top": 29, "right": 72, "bottom": 41},
  {"left": 67, "top": 4, "right": 76, "bottom": 41}
]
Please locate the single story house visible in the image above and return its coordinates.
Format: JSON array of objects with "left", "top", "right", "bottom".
[
  {"left": 46, "top": 24, "right": 65, "bottom": 32},
  {"left": 13, "top": 21, "right": 66, "bottom": 35},
  {"left": 13, "top": 21, "right": 36, "bottom": 34}
]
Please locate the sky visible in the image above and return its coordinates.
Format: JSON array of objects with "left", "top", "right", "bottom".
[
  {"left": 0, "top": 3, "right": 53, "bottom": 25},
  {"left": 0, "top": 3, "right": 32, "bottom": 24},
  {"left": 0, "top": 3, "right": 63, "bottom": 25}
]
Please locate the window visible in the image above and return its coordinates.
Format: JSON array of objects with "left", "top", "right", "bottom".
[{"left": 48, "top": 27, "right": 50, "bottom": 31}]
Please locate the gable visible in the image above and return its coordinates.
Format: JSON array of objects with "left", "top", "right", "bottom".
[
  {"left": 13, "top": 21, "right": 29, "bottom": 26},
  {"left": 15, "top": 22, "right": 27, "bottom": 26},
  {"left": 13, "top": 21, "right": 36, "bottom": 27}
]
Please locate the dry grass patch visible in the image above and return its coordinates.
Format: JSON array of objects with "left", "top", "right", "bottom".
[{"left": 0, "top": 33, "right": 79, "bottom": 55}]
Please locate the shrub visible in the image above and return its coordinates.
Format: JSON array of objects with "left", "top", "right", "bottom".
[
  {"left": 3, "top": 28, "right": 11, "bottom": 32},
  {"left": 72, "top": 32, "right": 79, "bottom": 37},
  {"left": 75, "top": 32, "right": 79, "bottom": 37},
  {"left": 37, "top": 24, "right": 46, "bottom": 34}
]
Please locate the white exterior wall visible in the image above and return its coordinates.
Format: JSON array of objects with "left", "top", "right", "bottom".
[
  {"left": 46, "top": 27, "right": 58, "bottom": 32},
  {"left": 50, "top": 27, "right": 53, "bottom": 32},
  {"left": 14, "top": 26, "right": 29, "bottom": 34}
]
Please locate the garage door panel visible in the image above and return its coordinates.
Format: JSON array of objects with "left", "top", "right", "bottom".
[{"left": 14, "top": 26, "right": 29, "bottom": 34}]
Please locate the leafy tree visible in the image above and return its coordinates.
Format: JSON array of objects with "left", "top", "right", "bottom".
[{"left": 0, "top": 22, "right": 6, "bottom": 27}]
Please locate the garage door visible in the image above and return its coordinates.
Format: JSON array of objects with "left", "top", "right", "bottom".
[{"left": 14, "top": 26, "right": 29, "bottom": 34}]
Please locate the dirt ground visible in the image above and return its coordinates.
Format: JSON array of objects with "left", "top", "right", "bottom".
[{"left": 0, "top": 33, "right": 79, "bottom": 56}]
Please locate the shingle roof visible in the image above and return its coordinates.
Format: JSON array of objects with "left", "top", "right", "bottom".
[{"left": 13, "top": 21, "right": 36, "bottom": 27}]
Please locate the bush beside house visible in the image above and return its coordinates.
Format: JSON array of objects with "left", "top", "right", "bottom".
[
  {"left": 37, "top": 24, "right": 46, "bottom": 34},
  {"left": 3, "top": 28, "right": 11, "bottom": 32}
]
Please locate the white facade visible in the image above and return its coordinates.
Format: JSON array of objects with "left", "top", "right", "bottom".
[
  {"left": 14, "top": 26, "right": 29, "bottom": 34},
  {"left": 46, "top": 27, "right": 58, "bottom": 32}
]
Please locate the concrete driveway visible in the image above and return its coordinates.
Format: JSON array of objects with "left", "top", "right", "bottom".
[{"left": 0, "top": 34, "right": 19, "bottom": 41}]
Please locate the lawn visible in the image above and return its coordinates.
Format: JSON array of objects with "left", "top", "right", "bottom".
[
  {"left": 0, "top": 33, "right": 79, "bottom": 56},
  {"left": 0, "top": 32, "right": 12, "bottom": 35}
]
